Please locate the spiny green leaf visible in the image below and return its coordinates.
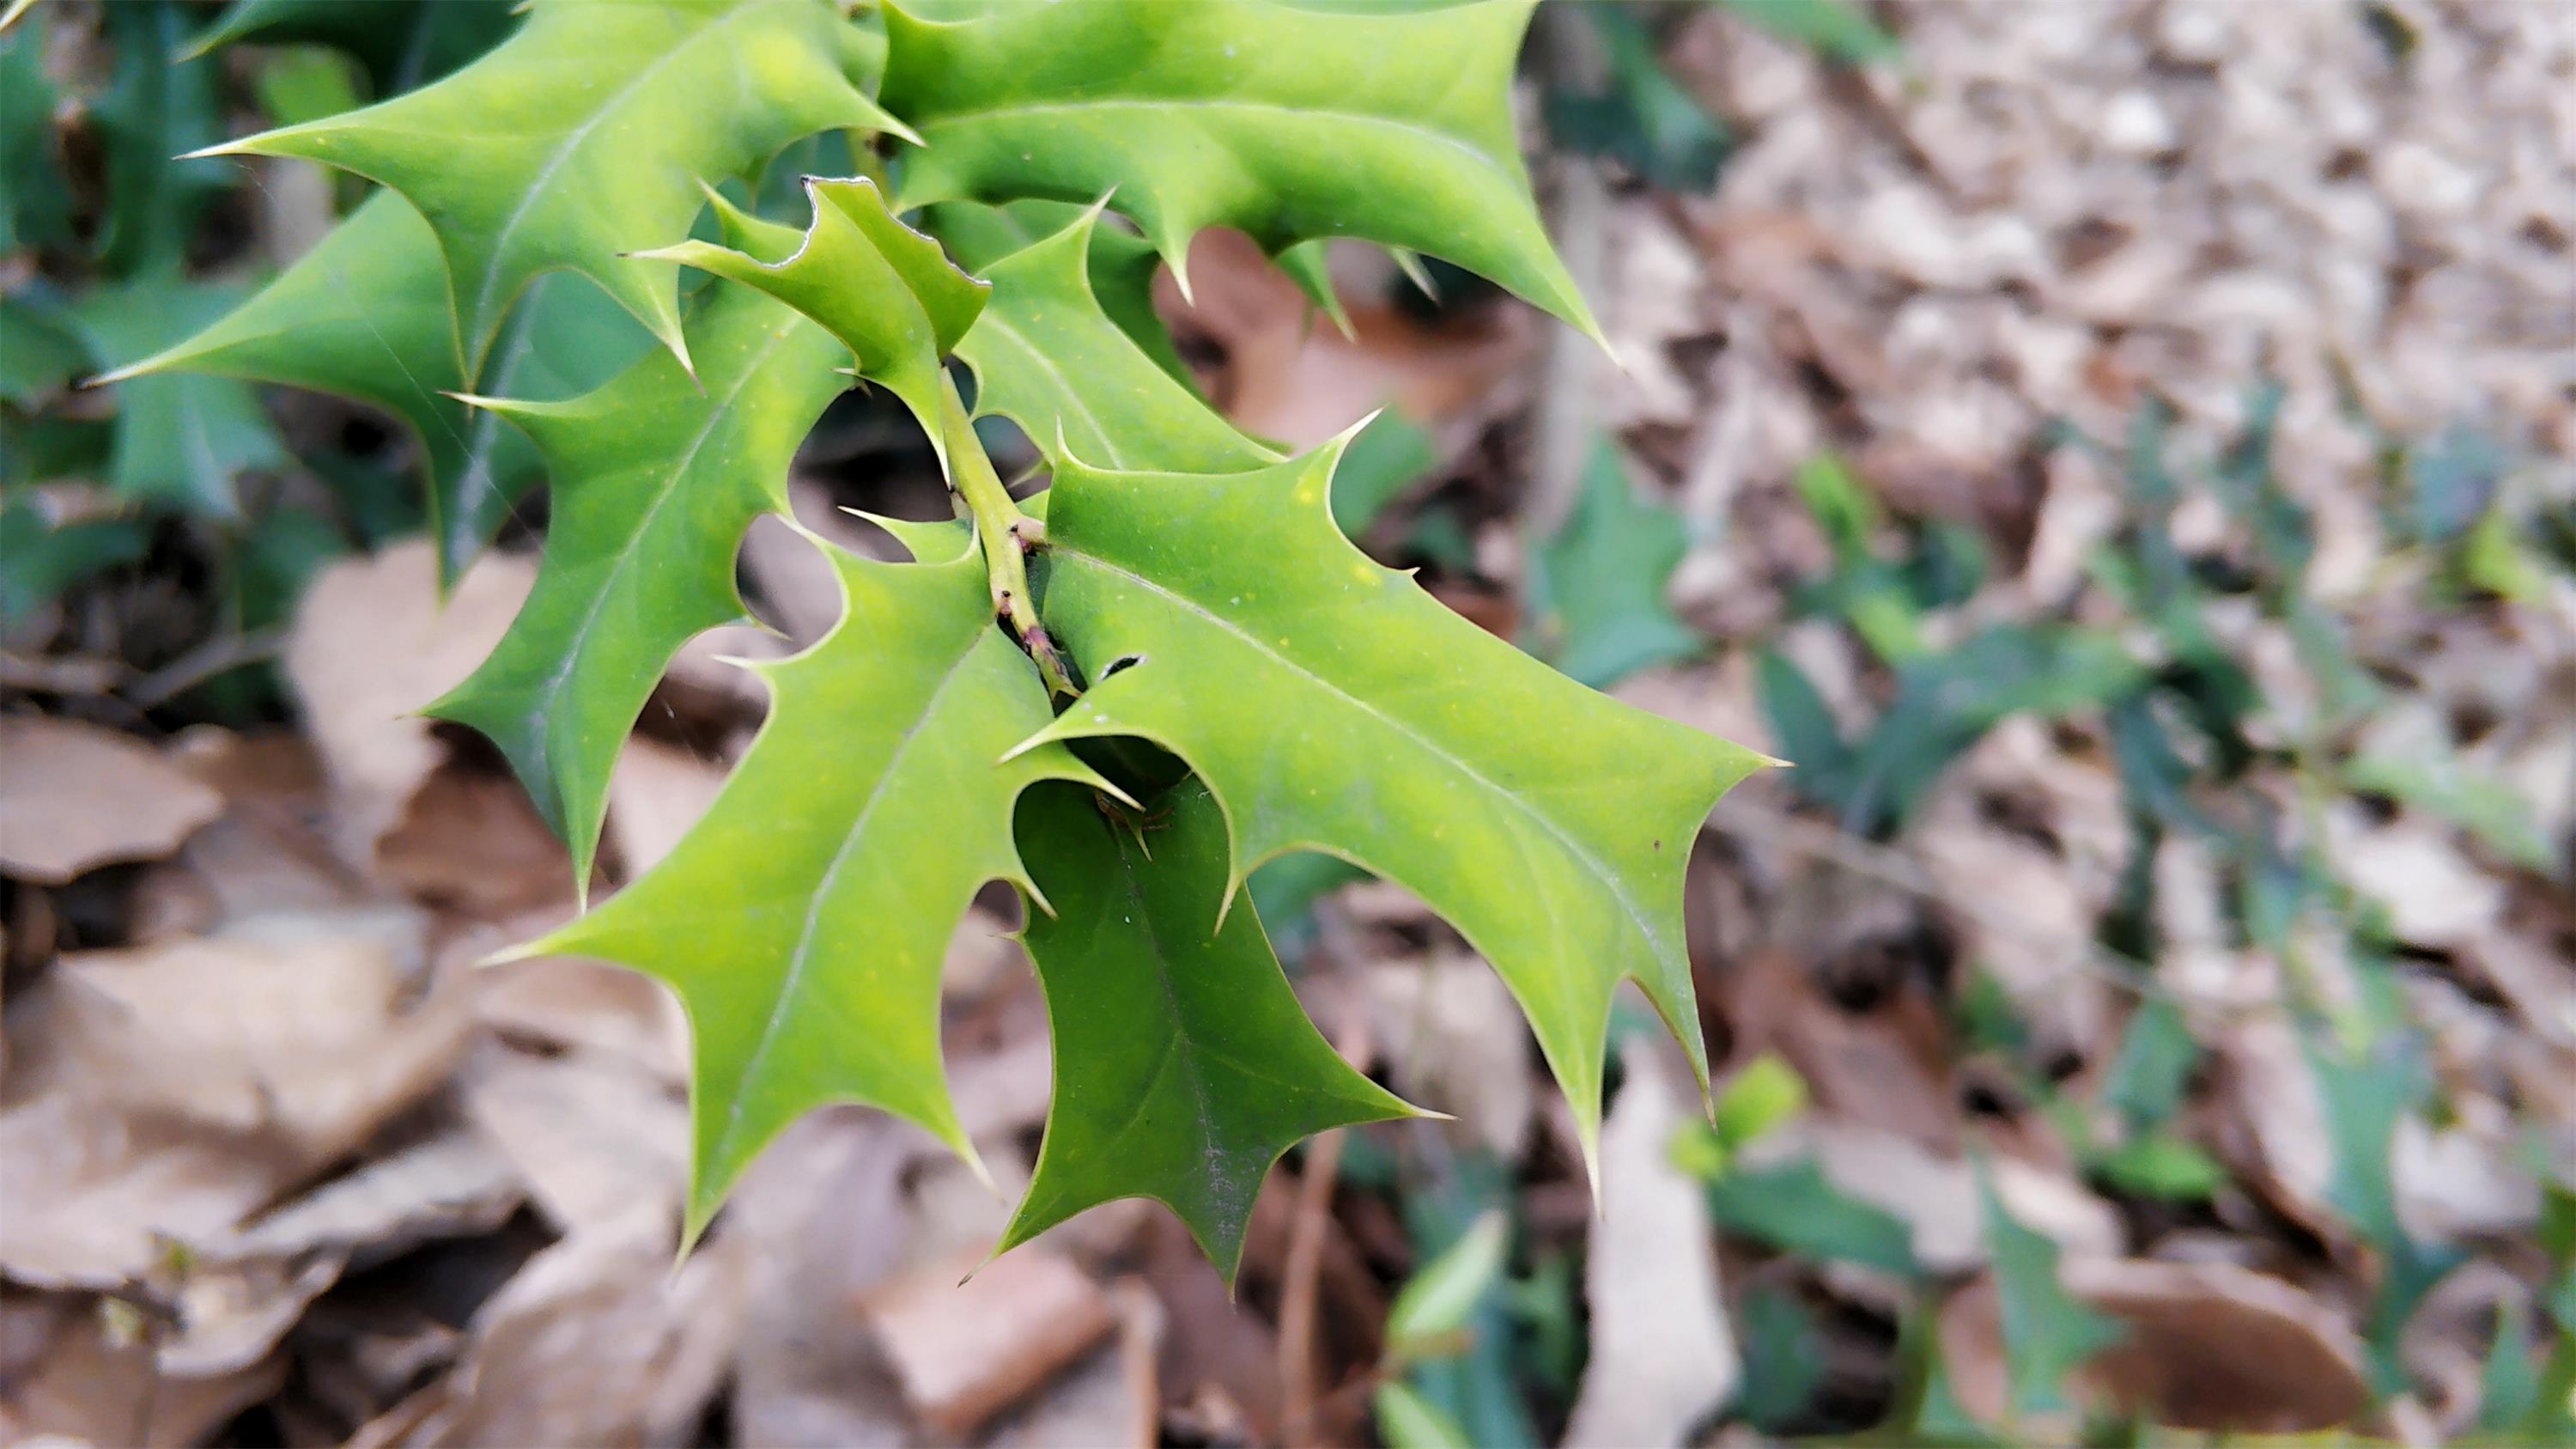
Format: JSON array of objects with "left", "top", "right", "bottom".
[
  {"left": 924, "top": 199, "right": 1198, "bottom": 391},
  {"left": 431, "top": 208, "right": 847, "bottom": 892},
  {"left": 518, "top": 539, "right": 1107, "bottom": 1239},
  {"left": 73, "top": 279, "right": 289, "bottom": 517},
  {"left": 1979, "top": 1168, "right": 2125, "bottom": 1418},
  {"left": 190, "top": 0, "right": 518, "bottom": 97},
  {"left": 1527, "top": 436, "right": 1704, "bottom": 688},
  {"left": 0, "top": 8, "right": 73, "bottom": 253},
  {"left": 94, "top": 190, "right": 651, "bottom": 580},
  {"left": 95, "top": 1, "right": 228, "bottom": 277},
  {"left": 881, "top": 0, "right": 1601, "bottom": 340},
  {"left": 955, "top": 205, "right": 1275, "bottom": 473},
  {"left": 1018, "top": 441, "right": 1770, "bottom": 1166},
  {"left": 639, "top": 175, "right": 981, "bottom": 470},
  {"left": 198, "top": 0, "right": 908, "bottom": 371},
  {"left": 1003, "top": 776, "right": 1414, "bottom": 1278}
]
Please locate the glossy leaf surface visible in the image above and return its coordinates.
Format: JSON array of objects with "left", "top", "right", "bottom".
[
  {"left": 198, "top": 0, "right": 905, "bottom": 369},
  {"left": 98, "top": 190, "right": 649, "bottom": 578},
  {"left": 1019, "top": 442, "right": 1770, "bottom": 1161},
  {"left": 955, "top": 207, "right": 1273, "bottom": 473},
  {"left": 519, "top": 539, "right": 1107, "bottom": 1239},
  {"left": 431, "top": 208, "right": 847, "bottom": 888},
  {"left": 1005, "top": 777, "right": 1413, "bottom": 1277},
  {"left": 637, "top": 176, "right": 982, "bottom": 468},
  {"left": 881, "top": 0, "right": 1600, "bottom": 338}
]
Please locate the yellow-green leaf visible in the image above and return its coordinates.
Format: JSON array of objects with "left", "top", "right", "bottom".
[
  {"left": 1017, "top": 439, "right": 1771, "bottom": 1168},
  {"left": 515, "top": 538, "right": 1107, "bottom": 1240},
  {"left": 196, "top": 0, "right": 907, "bottom": 371},
  {"left": 881, "top": 0, "right": 1601, "bottom": 340},
  {"left": 429, "top": 204, "right": 847, "bottom": 892},
  {"left": 638, "top": 174, "right": 981, "bottom": 472},
  {"left": 954, "top": 204, "right": 1274, "bottom": 474}
]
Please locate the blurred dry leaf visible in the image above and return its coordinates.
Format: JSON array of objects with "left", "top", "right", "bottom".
[
  {"left": 0, "top": 910, "right": 467, "bottom": 1287},
  {"left": 986, "top": 1279, "right": 1164, "bottom": 1449},
  {"left": 1563, "top": 1043, "right": 1739, "bottom": 1447},
  {"left": 0, "top": 1300, "right": 286, "bottom": 1448},
  {"left": 862, "top": 1245, "right": 1117, "bottom": 1440},
  {"left": 1777, "top": 1120, "right": 2122, "bottom": 1273},
  {"left": 605, "top": 734, "right": 728, "bottom": 878},
  {"left": 473, "top": 953, "right": 687, "bottom": 1080},
  {"left": 1366, "top": 953, "right": 1535, "bottom": 1160},
  {"left": 0, "top": 716, "right": 222, "bottom": 883},
  {"left": 375, "top": 758, "right": 577, "bottom": 918},
  {"left": 456, "top": 1041, "right": 685, "bottom": 1234},
  {"left": 283, "top": 542, "right": 534, "bottom": 868},
  {"left": 356, "top": 1208, "right": 749, "bottom": 1447},
  {"left": 1179, "top": 228, "right": 1528, "bottom": 448},
  {"left": 1941, "top": 1257, "right": 2369, "bottom": 1434},
  {"left": 726, "top": 1113, "right": 916, "bottom": 1448}
]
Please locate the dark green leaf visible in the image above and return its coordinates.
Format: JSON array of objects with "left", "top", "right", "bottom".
[
  {"left": 95, "top": 1, "right": 229, "bottom": 277},
  {"left": 1980, "top": 1169, "right": 2124, "bottom": 1418},
  {"left": 1002, "top": 777, "right": 1416, "bottom": 1281},
  {"left": 1708, "top": 1158, "right": 1920, "bottom": 1278},
  {"left": 1527, "top": 436, "right": 1704, "bottom": 688}
]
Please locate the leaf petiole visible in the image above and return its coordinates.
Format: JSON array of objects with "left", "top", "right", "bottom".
[{"left": 937, "top": 370, "right": 1075, "bottom": 697}]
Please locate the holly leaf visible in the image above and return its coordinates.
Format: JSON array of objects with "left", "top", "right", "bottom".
[
  {"left": 196, "top": 0, "right": 912, "bottom": 371},
  {"left": 955, "top": 205, "right": 1274, "bottom": 473},
  {"left": 1017, "top": 440, "right": 1771, "bottom": 1165},
  {"left": 880, "top": 0, "right": 1601, "bottom": 340},
  {"left": 93, "top": 190, "right": 651, "bottom": 579},
  {"left": 0, "top": 8, "right": 74, "bottom": 253},
  {"left": 94, "top": 0, "right": 228, "bottom": 277},
  {"left": 1527, "top": 436, "right": 1704, "bottom": 688},
  {"left": 1005, "top": 776, "right": 1415, "bottom": 1277},
  {"left": 189, "top": 0, "right": 518, "bottom": 97},
  {"left": 431, "top": 204, "right": 848, "bottom": 891},
  {"left": 73, "top": 279, "right": 290, "bottom": 517},
  {"left": 926, "top": 199, "right": 1200, "bottom": 393},
  {"left": 0, "top": 499, "right": 149, "bottom": 630},
  {"left": 636, "top": 175, "right": 981, "bottom": 470},
  {"left": 513, "top": 539, "right": 1109, "bottom": 1239}
]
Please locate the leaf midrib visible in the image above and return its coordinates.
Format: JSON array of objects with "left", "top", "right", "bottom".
[
  {"left": 519, "top": 318, "right": 810, "bottom": 776},
  {"left": 465, "top": 1, "right": 770, "bottom": 342},
  {"left": 1050, "top": 546, "right": 1668, "bottom": 961},
  {"left": 720, "top": 632, "right": 984, "bottom": 1160}
]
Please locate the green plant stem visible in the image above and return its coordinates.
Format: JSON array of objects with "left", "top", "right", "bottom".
[{"left": 938, "top": 370, "right": 1073, "bottom": 697}]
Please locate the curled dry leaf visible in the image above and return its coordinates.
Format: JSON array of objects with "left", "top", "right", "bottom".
[
  {"left": 283, "top": 541, "right": 534, "bottom": 870},
  {"left": 1941, "top": 1257, "right": 2371, "bottom": 1434},
  {"left": 861, "top": 1245, "right": 1119, "bottom": 1441},
  {"left": 1563, "top": 1041, "right": 1740, "bottom": 1448},
  {"left": 0, "top": 716, "right": 223, "bottom": 884},
  {"left": 0, "top": 1300, "right": 287, "bottom": 1449},
  {"left": 353, "top": 1208, "right": 751, "bottom": 1449},
  {"left": 0, "top": 910, "right": 469, "bottom": 1288}
]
